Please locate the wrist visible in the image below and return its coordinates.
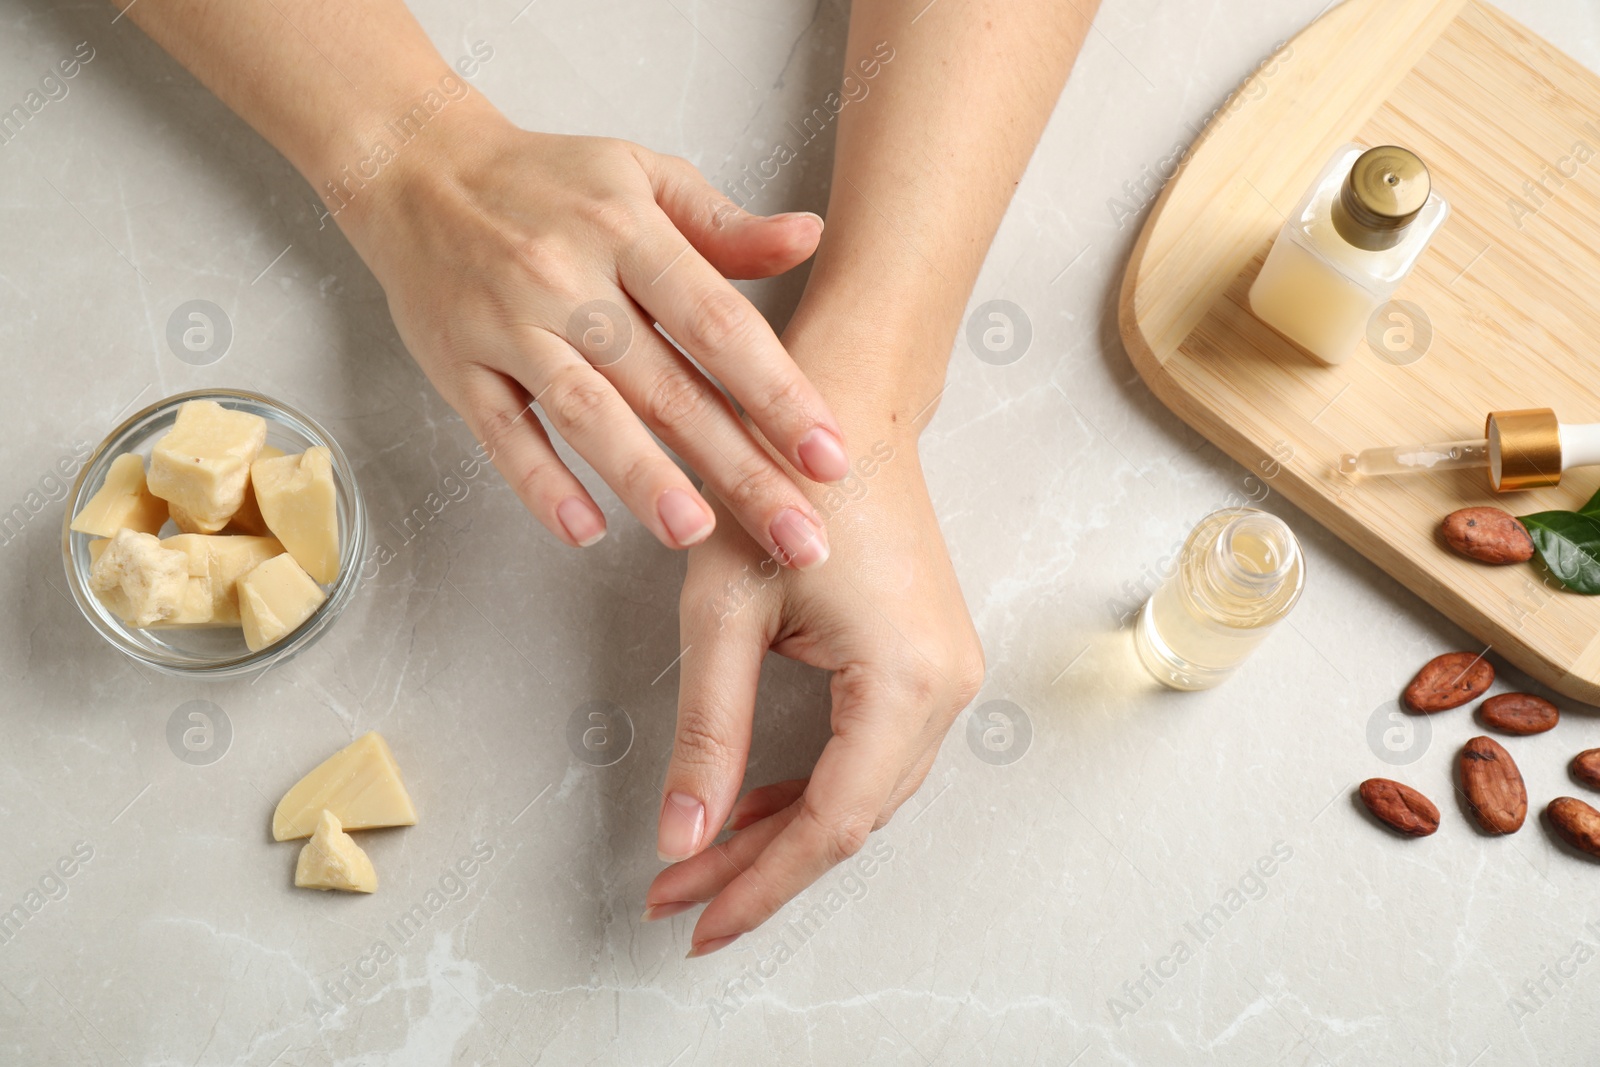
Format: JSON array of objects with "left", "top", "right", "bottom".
[
  {"left": 307, "top": 71, "right": 510, "bottom": 256},
  {"left": 781, "top": 285, "right": 961, "bottom": 444}
]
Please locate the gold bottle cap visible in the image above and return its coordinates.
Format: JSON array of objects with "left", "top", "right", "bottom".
[
  {"left": 1486, "top": 407, "right": 1562, "bottom": 491},
  {"left": 1332, "top": 146, "right": 1432, "bottom": 251}
]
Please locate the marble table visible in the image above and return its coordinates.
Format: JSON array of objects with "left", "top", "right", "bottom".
[{"left": 3, "top": 0, "right": 1598, "bottom": 1062}]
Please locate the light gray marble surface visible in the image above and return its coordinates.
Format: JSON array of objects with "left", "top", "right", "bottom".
[{"left": 4, "top": 0, "right": 1600, "bottom": 1063}]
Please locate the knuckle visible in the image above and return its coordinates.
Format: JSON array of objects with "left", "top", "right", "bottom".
[
  {"left": 612, "top": 449, "right": 660, "bottom": 501},
  {"left": 680, "top": 287, "right": 752, "bottom": 355},
  {"left": 717, "top": 462, "right": 781, "bottom": 515},
  {"left": 542, "top": 366, "right": 612, "bottom": 434},
  {"left": 510, "top": 238, "right": 575, "bottom": 295},
  {"left": 646, "top": 369, "right": 712, "bottom": 430},
  {"left": 951, "top": 642, "right": 987, "bottom": 710},
  {"left": 803, "top": 802, "right": 872, "bottom": 865},
  {"left": 510, "top": 454, "right": 564, "bottom": 509},
  {"left": 752, "top": 374, "right": 811, "bottom": 427},
  {"left": 672, "top": 713, "right": 734, "bottom": 770},
  {"left": 576, "top": 191, "right": 642, "bottom": 241}
]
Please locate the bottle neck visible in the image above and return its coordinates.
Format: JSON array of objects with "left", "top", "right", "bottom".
[{"left": 1202, "top": 512, "right": 1298, "bottom": 603}]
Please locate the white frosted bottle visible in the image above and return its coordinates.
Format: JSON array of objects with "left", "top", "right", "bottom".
[{"left": 1249, "top": 143, "right": 1449, "bottom": 365}]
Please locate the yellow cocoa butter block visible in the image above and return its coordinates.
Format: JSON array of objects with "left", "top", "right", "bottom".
[
  {"left": 162, "top": 534, "right": 284, "bottom": 626},
  {"left": 294, "top": 810, "right": 377, "bottom": 893},
  {"left": 70, "top": 453, "right": 168, "bottom": 538},
  {"left": 237, "top": 553, "right": 325, "bottom": 651},
  {"left": 273, "top": 732, "right": 417, "bottom": 841},
  {"left": 251, "top": 447, "right": 339, "bottom": 583},
  {"left": 147, "top": 400, "right": 267, "bottom": 533}
]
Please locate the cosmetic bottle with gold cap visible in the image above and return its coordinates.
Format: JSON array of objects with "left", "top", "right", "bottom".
[{"left": 1249, "top": 143, "right": 1449, "bottom": 365}]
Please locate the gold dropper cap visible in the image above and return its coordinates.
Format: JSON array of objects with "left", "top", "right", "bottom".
[
  {"left": 1487, "top": 407, "right": 1561, "bottom": 491},
  {"left": 1332, "top": 145, "right": 1432, "bottom": 251}
]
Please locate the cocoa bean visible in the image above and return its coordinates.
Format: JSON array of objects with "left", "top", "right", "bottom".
[
  {"left": 1403, "top": 652, "right": 1494, "bottom": 713},
  {"left": 1479, "top": 693, "right": 1559, "bottom": 735},
  {"left": 1572, "top": 750, "right": 1600, "bottom": 790},
  {"left": 1441, "top": 507, "right": 1534, "bottom": 564},
  {"left": 1547, "top": 797, "right": 1600, "bottom": 857},
  {"left": 1458, "top": 736, "right": 1527, "bottom": 834},
  {"left": 1359, "top": 779, "right": 1440, "bottom": 837}
]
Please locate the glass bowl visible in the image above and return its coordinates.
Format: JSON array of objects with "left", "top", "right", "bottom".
[{"left": 61, "top": 388, "right": 366, "bottom": 677}]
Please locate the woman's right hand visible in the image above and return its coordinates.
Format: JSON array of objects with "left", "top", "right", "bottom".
[{"left": 338, "top": 98, "right": 842, "bottom": 567}]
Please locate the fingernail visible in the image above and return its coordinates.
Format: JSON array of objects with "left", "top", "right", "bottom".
[
  {"left": 770, "top": 508, "right": 829, "bottom": 570},
  {"left": 796, "top": 428, "right": 850, "bottom": 482},
  {"left": 687, "top": 933, "right": 742, "bottom": 958},
  {"left": 771, "top": 210, "right": 824, "bottom": 232},
  {"left": 657, "top": 791, "right": 706, "bottom": 862},
  {"left": 658, "top": 489, "right": 714, "bottom": 548},
  {"left": 641, "top": 900, "right": 701, "bottom": 923},
  {"left": 556, "top": 497, "right": 607, "bottom": 547}
]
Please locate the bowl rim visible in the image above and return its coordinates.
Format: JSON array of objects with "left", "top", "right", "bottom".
[{"left": 60, "top": 387, "right": 366, "bottom": 678}]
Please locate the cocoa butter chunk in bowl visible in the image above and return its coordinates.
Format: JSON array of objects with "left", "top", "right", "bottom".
[
  {"left": 1572, "top": 750, "right": 1600, "bottom": 790},
  {"left": 1478, "top": 693, "right": 1559, "bottom": 735},
  {"left": 1547, "top": 797, "right": 1600, "bottom": 858},
  {"left": 1440, "top": 507, "right": 1534, "bottom": 564},
  {"left": 1458, "top": 736, "right": 1527, "bottom": 834},
  {"left": 1403, "top": 652, "right": 1494, "bottom": 713},
  {"left": 1358, "top": 779, "right": 1439, "bottom": 837}
]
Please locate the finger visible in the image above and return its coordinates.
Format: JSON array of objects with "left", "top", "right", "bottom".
[
  {"left": 686, "top": 670, "right": 921, "bottom": 957},
  {"left": 725, "top": 778, "right": 809, "bottom": 833},
  {"left": 581, "top": 307, "right": 831, "bottom": 570},
  {"left": 880, "top": 742, "right": 942, "bottom": 826},
  {"left": 619, "top": 221, "right": 850, "bottom": 485},
  {"left": 514, "top": 329, "right": 718, "bottom": 549},
  {"left": 456, "top": 367, "right": 607, "bottom": 548},
  {"left": 657, "top": 581, "right": 775, "bottom": 863},
  {"left": 645, "top": 799, "right": 802, "bottom": 914},
  {"left": 640, "top": 150, "right": 823, "bottom": 280}
]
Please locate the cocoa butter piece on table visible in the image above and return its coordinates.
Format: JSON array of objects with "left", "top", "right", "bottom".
[
  {"left": 1572, "top": 750, "right": 1600, "bottom": 790},
  {"left": 1359, "top": 779, "right": 1440, "bottom": 837},
  {"left": 1458, "top": 736, "right": 1528, "bottom": 834},
  {"left": 1547, "top": 797, "right": 1600, "bottom": 857},
  {"left": 1403, "top": 652, "right": 1495, "bottom": 713},
  {"left": 1479, "top": 693, "right": 1559, "bottom": 735},
  {"left": 1440, "top": 507, "right": 1535, "bottom": 564}
]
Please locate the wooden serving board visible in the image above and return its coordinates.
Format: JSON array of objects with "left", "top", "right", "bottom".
[{"left": 1119, "top": 0, "right": 1600, "bottom": 703}]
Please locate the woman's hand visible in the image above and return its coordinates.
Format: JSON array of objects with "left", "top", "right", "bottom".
[
  {"left": 641, "top": 386, "right": 984, "bottom": 955},
  {"left": 340, "top": 100, "right": 843, "bottom": 565}
]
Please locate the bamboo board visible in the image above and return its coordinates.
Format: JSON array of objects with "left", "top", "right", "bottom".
[{"left": 1118, "top": 0, "right": 1600, "bottom": 703}]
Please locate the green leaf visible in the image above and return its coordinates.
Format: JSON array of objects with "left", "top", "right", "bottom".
[
  {"left": 1579, "top": 486, "right": 1600, "bottom": 518},
  {"left": 1518, "top": 510, "right": 1600, "bottom": 594}
]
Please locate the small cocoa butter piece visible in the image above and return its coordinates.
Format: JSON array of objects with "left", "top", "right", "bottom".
[
  {"left": 1459, "top": 736, "right": 1527, "bottom": 834},
  {"left": 1359, "top": 779, "right": 1440, "bottom": 837},
  {"left": 1479, "top": 693, "right": 1559, "bottom": 735},
  {"left": 1572, "top": 749, "right": 1600, "bottom": 790},
  {"left": 1441, "top": 507, "right": 1534, "bottom": 564},
  {"left": 1403, "top": 652, "right": 1494, "bottom": 713},
  {"left": 1547, "top": 797, "right": 1600, "bottom": 857}
]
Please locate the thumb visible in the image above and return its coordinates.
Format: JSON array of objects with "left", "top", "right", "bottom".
[
  {"left": 640, "top": 151, "right": 823, "bottom": 280},
  {"left": 658, "top": 579, "right": 773, "bottom": 862}
]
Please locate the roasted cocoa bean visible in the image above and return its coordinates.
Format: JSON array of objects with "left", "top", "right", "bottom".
[
  {"left": 1441, "top": 507, "right": 1534, "bottom": 564},
  {"left": 1458, "top": 736, "right": 1527, "bottom": 834},
  {"left": 1479, "top": 693, "right": 1559, "bottom": 735},
  {"left": 1547, "top": 797, "right": 1600, "bottom": 857},
  {"left": 1359, "top": 778, "right": 1440, "bottom": 837},
  {"left": 1404, "top": 652, "right": 1494, "bottom": 713},
  {"left": 1572, "top": 749, "right": 1600, "bottom": 790}
]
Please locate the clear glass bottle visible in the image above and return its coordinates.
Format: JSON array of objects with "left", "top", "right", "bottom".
[
  {"left": 1134, "top": 508, "right": 1305, "bottom": 691},
  {"left": 1248, "top": 142, "right": 1449, "bottom": 365}
]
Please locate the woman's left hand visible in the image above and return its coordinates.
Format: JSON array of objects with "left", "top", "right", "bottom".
[{"left": 642, "top": 402, "right": 984, "bottom": 955}]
